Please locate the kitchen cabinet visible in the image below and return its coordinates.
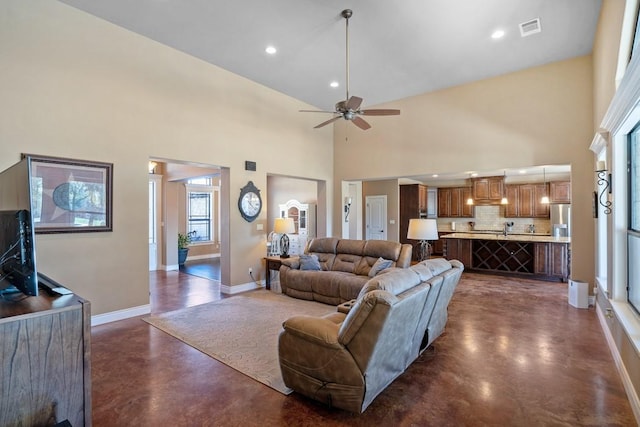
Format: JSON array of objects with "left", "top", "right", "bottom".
[
  {"left": 437, "top": 187, "right": 474, "bottom": 218},
  {"left": 432, "top": 232, "right": 452, "bottom": 256},
  {"left": 534, "top": 242, "right": 570, "bottom": 280},
  {"left": 472, "top": 176, "right": 504, "bottom": 204},
  {"left": 504, "top": 184, "right": 549, "bottom": 218},
  {"left": 550, "top": 181, "right": 571, "bottom": 204},
  {"left": 444, "top": 238, "right": 472, "bottom": 268},
  {"left": 400, "top": 184, "right": 435, "bottom": 251}
]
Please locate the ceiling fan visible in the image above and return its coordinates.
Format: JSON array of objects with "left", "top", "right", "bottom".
[{"left": 300, "top": 9, "right": 400, "bottom": 130}]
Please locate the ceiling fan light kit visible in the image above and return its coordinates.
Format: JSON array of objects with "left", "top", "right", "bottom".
[{"left": 300, "top": 9, "right": 400, "bottom": 130}]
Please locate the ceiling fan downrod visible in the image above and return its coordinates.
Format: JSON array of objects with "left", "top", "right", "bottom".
[{"left": 342, "top": 9, "right": 352, "bottom": 101}]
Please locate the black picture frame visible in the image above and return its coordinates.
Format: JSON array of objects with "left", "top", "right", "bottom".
[
  {"left": 25, "top": 154, "right": 113, "bottom": 233},
  {"left": 593, "top": 191, "right": 599, "bottom": 219}
]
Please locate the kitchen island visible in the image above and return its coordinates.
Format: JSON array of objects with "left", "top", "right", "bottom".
[{"left": 441, "top": 232, "right": 570, "bottom": 281}]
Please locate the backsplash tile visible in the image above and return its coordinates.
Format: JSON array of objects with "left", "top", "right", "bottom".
[{"left": 437, "top": 205, "right": 550, "bottom": 234}]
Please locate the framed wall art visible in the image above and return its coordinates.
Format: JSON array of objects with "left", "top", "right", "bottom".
[{"left": 25, "top": 154, "right": 113, "bottom": 233}]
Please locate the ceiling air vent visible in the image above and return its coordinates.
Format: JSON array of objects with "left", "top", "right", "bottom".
[{"left": 519, "top": 18, "right": 541, "bottom": 37}]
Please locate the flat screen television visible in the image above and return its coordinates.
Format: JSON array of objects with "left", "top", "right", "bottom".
[{"left": 0, "top": 209, "right": 37, "bottom": 296}]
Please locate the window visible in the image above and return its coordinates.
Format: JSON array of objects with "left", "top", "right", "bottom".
[
  {"left": 628, "top": 124, "right": 640, "bottom": 313},
  {"left": 185, "top": 178, "right": 219, "bottom": 243}
]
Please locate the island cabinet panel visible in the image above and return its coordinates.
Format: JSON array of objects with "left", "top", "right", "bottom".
[
  {"left": 444, "top": 236, "right": 570, "bottom": 281},
  {"left": 444, "top": 238, "right": 472, "bottom": 268},
  {"left": 534, "top": 242, "right": 569, "bottom": 280},
  {"left": 550, "top": 181, "right": 571, "bottom": 203},
  {"left": 473, "top": 176, "right": 504, "bottom": 204},
  {"left": 432, "top": 232, "right": 452, "bottom": 256}
]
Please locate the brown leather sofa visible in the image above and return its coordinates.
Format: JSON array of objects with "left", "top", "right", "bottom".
[
  {"left": 278, "top": 237, "right": 413, "bottom": 305},
  {"left": 278, "top": 258, "right": 464, "bottom": 413}
]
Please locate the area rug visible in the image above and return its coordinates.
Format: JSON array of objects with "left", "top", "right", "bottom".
[{"left": 143, "top": 290, "right": 335, "bottom": 394}]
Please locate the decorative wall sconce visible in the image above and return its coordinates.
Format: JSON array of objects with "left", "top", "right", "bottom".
[
  {"left": 596, "top": 161, "right": 612, "bottom": 215},
  {"left": 344, "top": 197, "right": 352, "bottom": 222}
]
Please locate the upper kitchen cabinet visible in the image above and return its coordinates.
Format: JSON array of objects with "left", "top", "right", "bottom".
[
  {"left": 472, "top": 176, "right": 504, "bottom": 204},
  {"left": 549, "top": 181, "right": 571, "bottom": 204},
  {"left": 438, "top": 187, "right": 474, "bottom": 218},
  {"left": 505, "top": 183, "right": 549, "bottom": 218}
]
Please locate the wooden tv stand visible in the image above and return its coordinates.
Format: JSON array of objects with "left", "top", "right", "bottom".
[{"left": 0, "top": 288, "right": 91, "bottom": 426}]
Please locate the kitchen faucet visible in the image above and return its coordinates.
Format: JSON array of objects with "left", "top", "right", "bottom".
[{"left": 503, "top": 222, "right": 508, "bottom": 236}]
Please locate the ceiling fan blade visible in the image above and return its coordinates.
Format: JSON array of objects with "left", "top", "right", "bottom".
[
  {"left": 345, "top": 96, "right": 363, "bottom": 111},
  {"left": 360, "top": 109, "right": 401, "bottom": 116},
  {"left": 299, "top": 109, "right": 337, "bottom": 114},
  {"left": 351, "top": 116, "right": 371, "bottom": 130},
  {"left": 314, "top": 116, "right": 342, "bottom": 129}
]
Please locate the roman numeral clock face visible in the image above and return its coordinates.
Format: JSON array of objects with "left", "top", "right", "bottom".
[{"left": 238, "top": 181, "right": 262, "bottom": 222}]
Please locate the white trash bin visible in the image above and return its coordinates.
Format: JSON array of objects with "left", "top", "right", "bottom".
[{"left": 568, "top": 279, "right": 589, "bottom": 309}]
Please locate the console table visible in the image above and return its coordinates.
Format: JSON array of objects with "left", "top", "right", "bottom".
[
  {"left": 264, "top": 256, "right": 299, "bottom": 290},
  {"left": 0, "top": 290, "right": 91, "bottom": 426}
]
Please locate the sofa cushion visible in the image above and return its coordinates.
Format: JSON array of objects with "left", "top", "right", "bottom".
[
  {"left": 333, "top": 253, "right": 364, "bottom": 274},
  {"left": 362, "top": 240, "right": 402, "bottom": 262},
  {"left": 358, "top": 268, "right": 421, "bottom": 298},
  {"left": 300, "top": 254, "right": 321, "bottom": 271},
  {"left": 368, "top": 257, "right": 393, "bottom": 277}
]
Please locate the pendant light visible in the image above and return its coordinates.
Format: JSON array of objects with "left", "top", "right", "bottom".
[
  {"left": 500, "top": 170, "right": 508, "bottom": 205},
  {"left": 540, "top": 167, "right": 550, "bottom": 204},
  {"left": 466, "top": 174, "right": 474, "bottom": 205}
]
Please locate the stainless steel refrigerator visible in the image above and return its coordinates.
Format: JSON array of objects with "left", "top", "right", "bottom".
[{"left": 550, "top": 204, "right": 571, "bottom": 237}]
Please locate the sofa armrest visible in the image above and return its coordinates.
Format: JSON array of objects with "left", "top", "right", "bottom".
[
  {"left": 337, "top": 299, "right": 357, "bottom": 314},
  {"left": 282, "top": 316, "right": 342, "bottom": 349},
  {"left": 280, "top": 258, "right": 300, "bottom": 269}
]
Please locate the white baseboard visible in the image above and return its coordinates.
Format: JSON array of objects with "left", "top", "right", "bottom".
[
  {"left": 596, "top": 303, "right": 640, "bottom": 423},
  {"left": 220, "top": 280, "right": 264, "bottom": 295},
  {"left": 91, "top": 304, "right": 151, "bottom": 326},
  {"left": 165, "top": 264, "right": 179, "bottom": 271},
  {"left": 187, "top": 253, "right": 220, "bottom": 261}
]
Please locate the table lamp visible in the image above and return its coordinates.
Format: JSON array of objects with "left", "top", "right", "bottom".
[
  {"left": 274, "top": 218, "right": 296, "bottom": 258},
  {"left": 407, "top": 218, "right": 439, "bottom": 261}
]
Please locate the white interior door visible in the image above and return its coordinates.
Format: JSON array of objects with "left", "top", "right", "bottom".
[{"left": 365, "top": 195, "right": 387, "bottom": 240}]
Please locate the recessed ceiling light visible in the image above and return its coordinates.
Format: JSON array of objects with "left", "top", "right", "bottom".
[
  {"left": 471, "top": 173, "right": 478, "bottom": 177},
  {"left": 265, "top": 46, "right": 277, "bottom": 55},
  {"left": 330, "top": 81, "right": 339, "bottom": 88},
  {"left": 432, "top": 174, "right": 439, "bottom": 178},
  {"left": 491, "top": 29, "right": 505, "bottom": 40},
  {"left": 519, "top": 170, "right": 527, "bottom": 174}
]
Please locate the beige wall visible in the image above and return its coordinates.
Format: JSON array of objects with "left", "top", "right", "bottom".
[
  {"left": 592, "top": 0, "right": 626, "bottom": 127},
  {"left": 362, "top": 179, "right": 400, "bottom": 240},
  {"left": 0, "top": 0, "right": 333, "bottom": 315},
  {"left": 334, "top": 56, "right": 594, "bottom": 283},
  {"left": 266, "top": 176, "right": 319, "bottom": 234},
  {"left": 592, "top": 0, "right": 640, "bottom": 413}
]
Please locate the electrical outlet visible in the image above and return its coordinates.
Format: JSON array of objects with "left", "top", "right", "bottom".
[{"left": 248, "top": 267, "right": 253, "bottom": 274}]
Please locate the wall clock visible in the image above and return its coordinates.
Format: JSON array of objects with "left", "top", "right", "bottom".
[{"left": 238, "top": 181, "right": 262, "bottom": 222}]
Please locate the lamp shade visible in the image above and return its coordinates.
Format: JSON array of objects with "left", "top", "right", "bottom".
[
  {"left": 407, "top": 218, "right": 438, "bottom": 241},
  {"left": 274, "top": 217, "right": 295, "bottom": 234}
]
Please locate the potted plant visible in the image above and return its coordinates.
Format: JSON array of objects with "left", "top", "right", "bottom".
[{"left": 178, "top": 232, "right": 191, "bottom": 265}]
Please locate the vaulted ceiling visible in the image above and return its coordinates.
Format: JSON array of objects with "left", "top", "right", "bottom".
[{"left": 58, "top": 0, "right": 601, "bottom": 111}]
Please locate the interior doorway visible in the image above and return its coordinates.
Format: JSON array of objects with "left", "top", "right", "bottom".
[{"left": 148, "top": 158, "right": 229, "bottom": 291}]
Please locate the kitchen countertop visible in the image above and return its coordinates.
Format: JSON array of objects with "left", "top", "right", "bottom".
[{"left": 440, "top": 232, "right": 570, "bottom": 244}]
